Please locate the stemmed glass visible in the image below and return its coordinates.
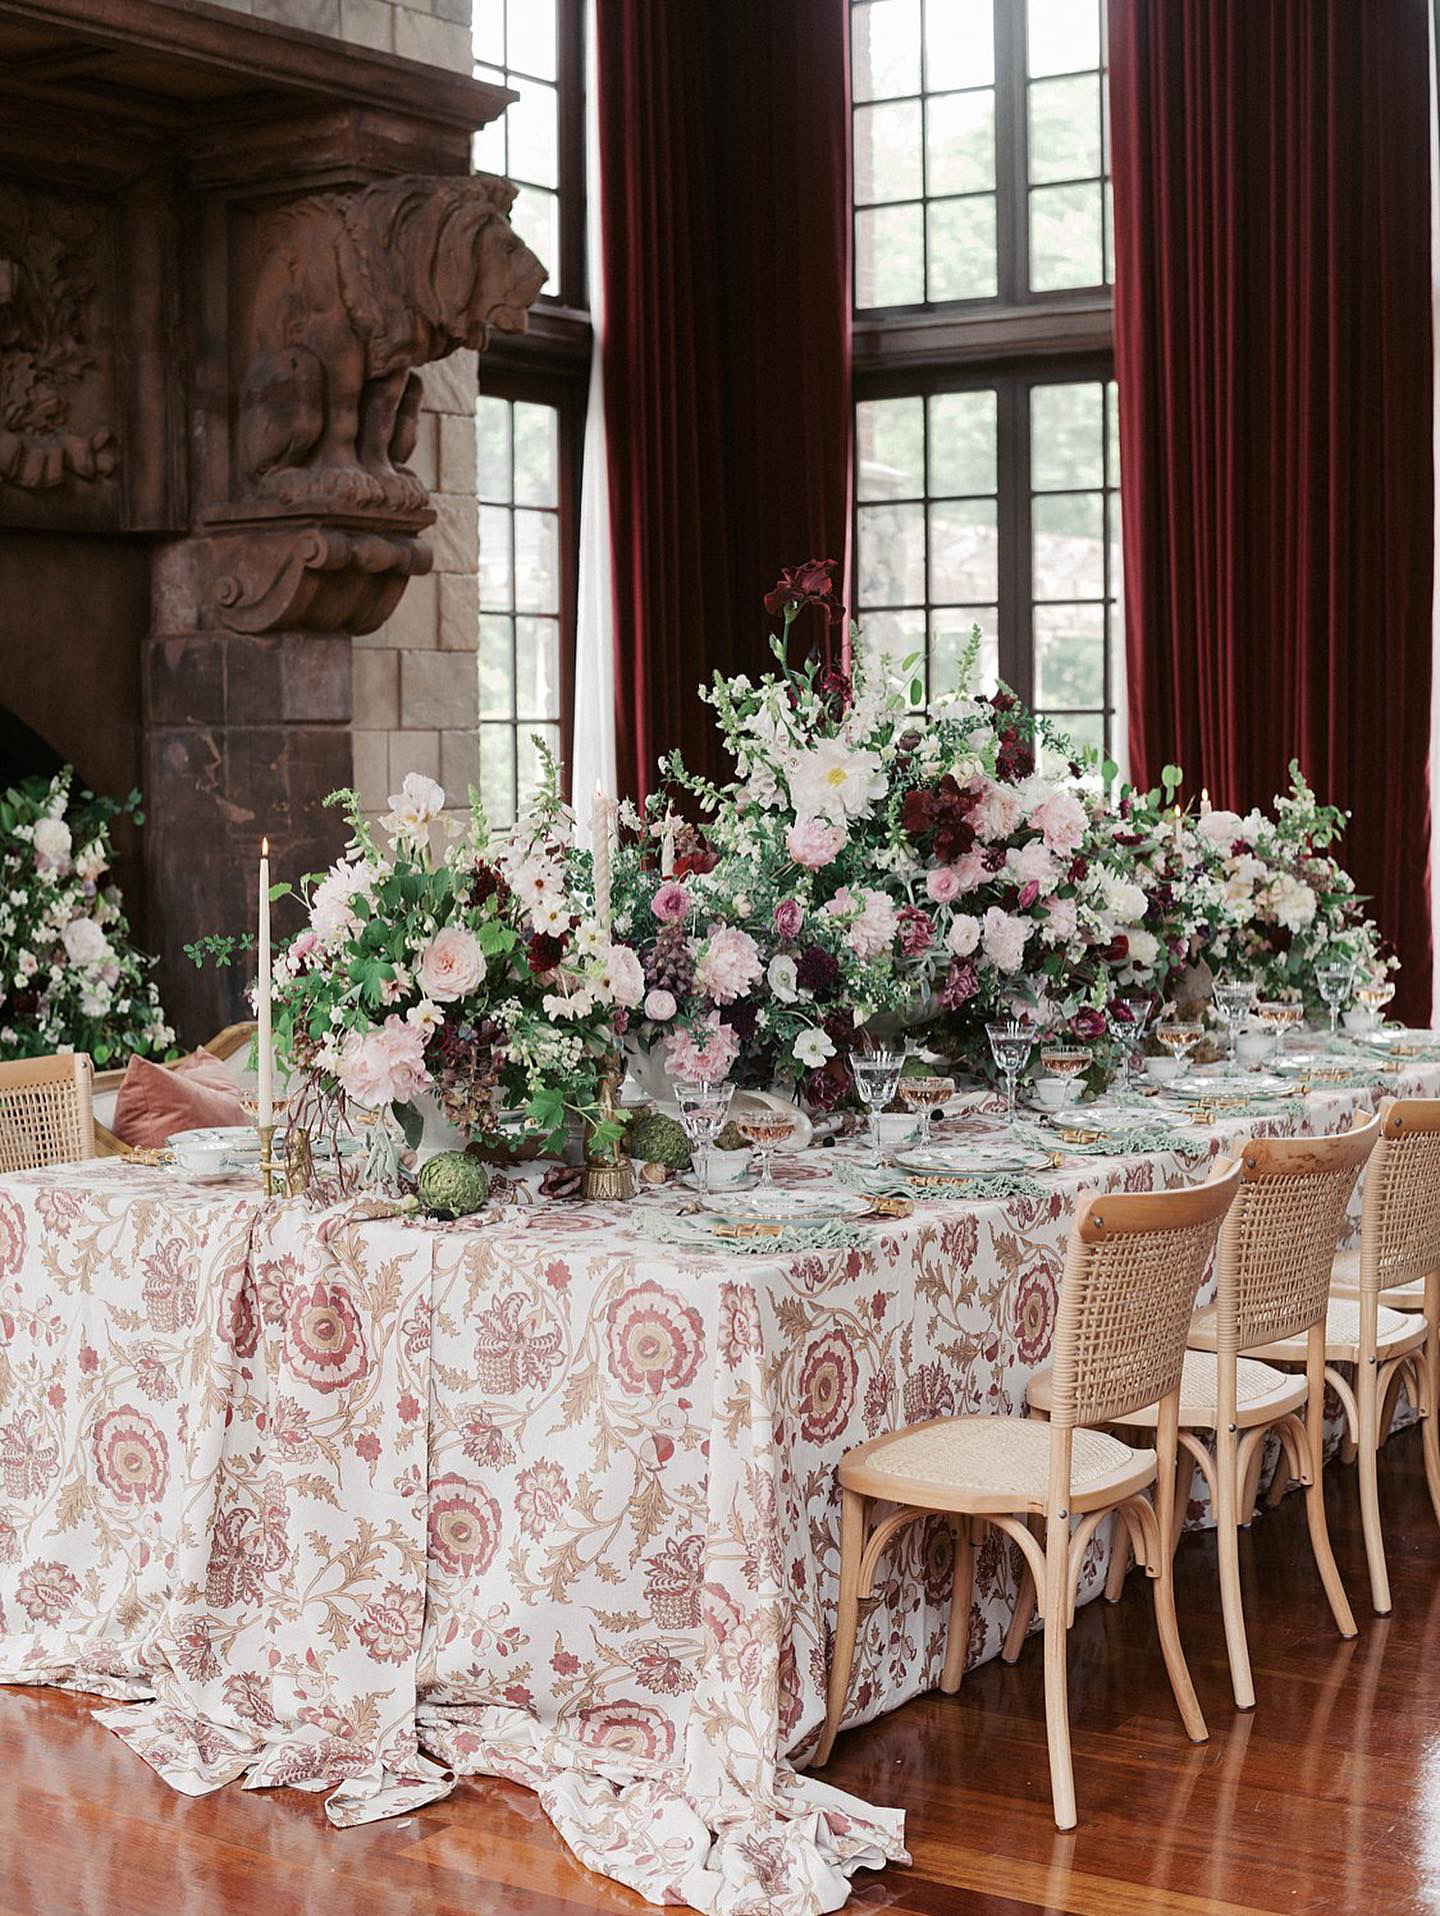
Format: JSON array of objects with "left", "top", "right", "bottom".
[
  {"left": 1354, "top": 975, "right": 1396, "bottom": 1030},
  {"left": 986, "top": 1019, "right": 1033, "bottom": 1127},
  {"left": 1106, "top": 993, "right": 1153, "bottom": 1103},
  {"left": 1039, "top": 1045, "right": 1089, "bottom": 1113},
  {"left": 736, "top": 1109, "right": 796, "bottom": 1195},
  {"left": 674, "top": 1079, "right": 733, "bottom": 1193},
  {"left": 1212, "top": 979, "right": 1259, "bottom": 1076},
  {"left": 1154, "top": 1020, "right": 1203, "bottom": 1084},
  {"left": 900, "top": 1075, "right": 956, "bottom": 1147},
  {"left": 852, "top": 1049, "right": 903, "bottom": 1165},
  {"left": 1255, "top": 999, "right": 1303, "bottom": 1064},
  {"left": 1315, "top": 957, "right": 1354, "bottom": 1044}
]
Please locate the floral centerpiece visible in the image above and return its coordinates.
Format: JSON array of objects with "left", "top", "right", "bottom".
[
  {"left": 1175, "top": 766, "right": 1393, "bottom": 1013},
  {"left": 608, "top": 564, "right": 1154, "bottom": 1105},
  {"left": 262, "top": 769, "right": 637, "bottom": 1155},
  {"left": 0, "top": 769, "right": 173, "bottom": 1063}
]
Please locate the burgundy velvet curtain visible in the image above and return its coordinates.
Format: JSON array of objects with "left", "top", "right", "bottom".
[
  {"left": 597, "top": 0, "right": 851, "bottom": 799},
  {"left": 1109, "top": 0, "right": 1435, "bottom": 1019}
]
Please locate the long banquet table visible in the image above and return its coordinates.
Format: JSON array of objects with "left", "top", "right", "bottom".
[{"left": 2, "top": 1063, "right": 1438, "bottom": 1916}]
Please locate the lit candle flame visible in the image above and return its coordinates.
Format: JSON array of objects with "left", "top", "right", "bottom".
[{"left": 261, "top": 835, "right": 269, "bottom": 856}]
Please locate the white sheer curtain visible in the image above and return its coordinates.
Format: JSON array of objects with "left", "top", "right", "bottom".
[{"left": 571, "top": 0, "right": 617, "bottom": 837}]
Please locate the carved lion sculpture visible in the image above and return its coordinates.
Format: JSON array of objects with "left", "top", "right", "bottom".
[{"left": 238, "top": 174, "right": 547, "bottom": 512}]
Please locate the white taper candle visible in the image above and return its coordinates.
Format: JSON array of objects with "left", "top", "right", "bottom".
[{"left": 258, "top": 836, "right": 273, "bottom": 1128}]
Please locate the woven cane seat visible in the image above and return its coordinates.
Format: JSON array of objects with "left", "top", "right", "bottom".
[
  {"left": 1189, "top": 1297, "right": 1427, "bottom": 1367},
  {"left": 1027, "top": 1348, "right": 1305, "bottom": 1432},
  {"left": 1329, "top": 1244, "right": 1427, "bottom": 1309},
  {"left": 838, "top": 1414, "right": 1156, "bottom": 1516}
]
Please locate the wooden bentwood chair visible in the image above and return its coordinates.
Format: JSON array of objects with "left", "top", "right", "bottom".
[
  {"left": 0, "top": 1052, "right": 95, "bottom": 1172},
  {"left": 1315, "top": 1099, "right": 1440, "bottom": 1613},
  {"left": 1027, "top": 1118, "right": 1376, "bottom": 1712},
  {"left": 815, "top": 1161, "right": 1241, "bottom": 1829}
]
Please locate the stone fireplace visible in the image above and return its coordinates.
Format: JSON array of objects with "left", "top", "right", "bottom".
[{"left": 0, "top": 0, "right": 541, "bottom": 1040}]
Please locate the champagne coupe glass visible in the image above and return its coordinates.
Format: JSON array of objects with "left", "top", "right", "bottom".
[
  {"left": 1355, "top": 975, "right": 1396, "bottom": 1030},
  {"left": 1106, "top": 993, "right": 1153, "bottom": 1103},
  {"left": 674, "top": 1079, "right": 733, "bottom": 1193},
  {"left": 1255, "top": 999, "right": 1303, "bottom": 1064},
  {"left": 852, "top": 1050, "right": 903, "bottom": 1165},
  {"left": 1039, "top": 1045, "right": 1089, "bottom": 1114},
  {"left": 1155, "top": 1020, "right": 1203, "bottom": 1083},
  {"left": 736, "top": 1109, "right": 796, "bottom": 1196},
  {"left": 1212, "top": 979, "right": 1259, "bottom": 1076},
  {"left": 900, "top": 1074, "right": 956, "bottom": 1148},
  {"left": 986, "top": 1019, "right": 1033, "bottom": 1127},
  {"left": 1315, "top": 956, "right": 1355, "bottom": 1044}
]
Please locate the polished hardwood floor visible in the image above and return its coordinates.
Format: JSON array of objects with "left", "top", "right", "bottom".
[{"left": 7, "top": 1428, "right": 1440, "bottom": 1916}]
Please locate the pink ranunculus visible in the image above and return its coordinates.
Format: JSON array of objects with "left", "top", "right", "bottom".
[
  {"left": 664, "top": 1013, "right": 741, "bottom": 1084},
  {"left": 1029, "top": 787, "right": 1088, "bottom": 856},
  {"left": 651, "top": 880, "right": 691, "bottom": 924},
  {"left": 416, "top": 926, "right": 486, "bottom": 1003},
  {"left": 644, "top": 988, "right": 678, "bottom": 1021},
  {"left": 982, "top": 906, "right": 1030, "bottom": 973},
  {"left": 926, "top": 866, "right": 962, "bottom": 904},
  {"left": 785, "top": 817, "right": 848, "bottom": 870},
  {"left": 773, "top": 897, "right": 804, "bottom": 940},
  {"left": 693, "top": 926, "right": 763, "bottom": 1004},
  {"left": 336, "top": 1015, "right": 432, "bottom": 1108}
]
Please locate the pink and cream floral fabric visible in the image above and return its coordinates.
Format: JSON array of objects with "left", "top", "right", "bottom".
[{"left": 0, "top": 1071, "right": 1434, "bottom": 1914}]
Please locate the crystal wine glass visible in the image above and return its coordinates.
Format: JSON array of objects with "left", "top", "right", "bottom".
[
  {"left": 1255, "top": 998, "right": 1303, "bottom": 1063},
  {"left": 1038, "top": 1045, "right": 1089, "bottom": 1113},
  {"left": 736, "top": 1109, "right": 796, "bottom": 1194},
  {"left": 899, "top": 1075, "right": 955, "bottom": 1148},
  {"left": 674, "top": 1079, "right": 733, "bottom": 1193},
  {"left": 1315, "top": 957, "right": 1354, "bottom": 1044},
  {"left": 1106, "top": 993, "right": 1153, "bottom": 1103},
  {"left": 986, "top": 1020, "right": 1033, "bottom": 1127},
  {"left": 1211, "top": 979, "right": 1259, "bottom": 1076},
  {"left": 852, "top": 1050, "right": 903, "bottom": 1165},
  {"left": 1354, "top": 975, "right": 1396, "bottom": 1030},
  {"left": 1154, "top": 1020, "right": 1203, "bottom": 1083}
]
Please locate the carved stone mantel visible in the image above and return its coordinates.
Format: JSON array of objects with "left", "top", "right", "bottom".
[{"left": 0, "top": 0, "right": 545, "bottom": 1039}]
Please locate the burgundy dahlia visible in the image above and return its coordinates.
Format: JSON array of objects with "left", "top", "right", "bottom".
[
  {"left": 795, "top": 946, "right": 840, "bottom": 999},
  {"left": 527, "top": 931, "right": 568, "bottom": 974}
]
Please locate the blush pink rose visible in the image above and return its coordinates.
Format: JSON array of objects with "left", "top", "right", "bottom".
[
  {"left": 926, "top": 866, "right": 961, "bottom": 904},
  {"left": 786, "top": 817, "right": 848, "bottom": 870},
  {"left": 416, "top": 926, "right": 486, "bottom": 1003}
]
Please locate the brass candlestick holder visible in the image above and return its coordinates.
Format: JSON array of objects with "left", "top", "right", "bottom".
[
  {"left": 257, "top": 1122, "right": 278, "bottom": 1198},
  {"left": 581, "top": 1056, "right": 634, "bottom": 1203}
]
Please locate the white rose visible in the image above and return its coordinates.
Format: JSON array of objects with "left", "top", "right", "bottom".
[
  {"left": 793, "top": 1026, "right": 836, "bottom": 1069},
  {"left": 32, "top": 817, "right": 72, "bottom": 869},
  {"left": 1125, "top": 927, "right": 1159, "bottom": 969},
  {"left": 946, "top": 913, "right": 982, "bottom": 958},
  {"left": 61, "top": 917, "right": 110, "bottom": 967}
]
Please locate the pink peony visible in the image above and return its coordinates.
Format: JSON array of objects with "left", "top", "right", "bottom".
[
  {"left": 1010, "top": 839, "right": 1060, "bottom": 891},
  {"left": 981, "top": 906, "right": 1030, "bottom": 973},
  {"left": 926, "top": 866, "right": 962, "bottom": 905},
  {"left": 664, "top": 1014, "right": 741, "bottom": 1084},
  {"left": 416, "top": 926, "right": 486, "bottom": 1003},
  {"left": 951, "top": 848, "right": 988, "bottom": 892},
  {"left": 598, "top": 942, "right": 646, "bottom": 1008},
  {"left": 1029, "top": 787, "right": 1088, "bottom": 855},
  {"left": 694, "top": 926, "right": 763, "bottom": 1004},
  {"left": 785, "top": 817, "right": 848, "bottom": 870},
  {"left": 336, "top": 1015, "right": 432, "bottom": 1108},
  {"left": 844, "top": 889, "right": 900, "bottom": 961},
  {"left": 773, "top": 898, "right": 804, "bottom": 940},
  {"left": 651, "top": 881, "right": 691, "bottom": 924},
  {"left": 1043, "top": 895, "right": 1078, "bottom": 942},
  {"left": 972, "top": 780, "right": 1025, "bottom": 843}
]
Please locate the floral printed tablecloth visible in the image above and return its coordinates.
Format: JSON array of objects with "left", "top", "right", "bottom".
[{"left": 1, "top": 1066, "right": 1436, "bottom": 1915}]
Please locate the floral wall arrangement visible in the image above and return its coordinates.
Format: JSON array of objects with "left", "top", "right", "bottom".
[{"left": 0, "top": 771, "right": 173, "bottom": 1063}]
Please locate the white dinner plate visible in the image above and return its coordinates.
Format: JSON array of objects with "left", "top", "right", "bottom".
[
  {"left": 892, "top": 1142, "right": 1051, "bottom": 1176},
  {"left": 699, "top": 1188, "right": 868, "bottom": 1226}
]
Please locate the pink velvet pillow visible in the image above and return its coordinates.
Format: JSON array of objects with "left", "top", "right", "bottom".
[{"left": 112, "top": 1048, "right": 250, "bottom": 1150}]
